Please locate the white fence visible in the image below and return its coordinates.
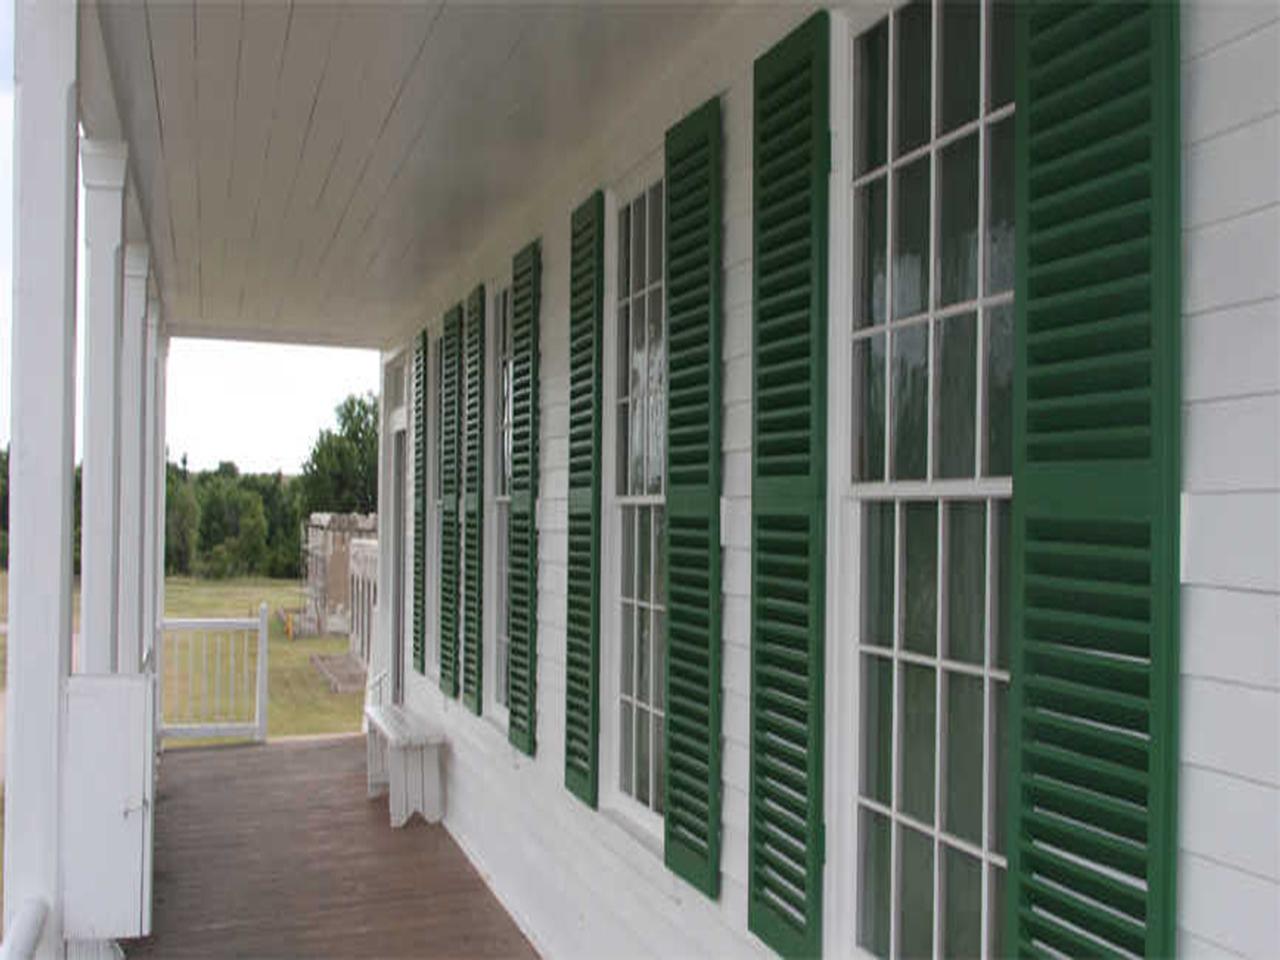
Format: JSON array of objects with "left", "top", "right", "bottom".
[{"left": 158, "top": 603, "right": 268, "bottom": 743}]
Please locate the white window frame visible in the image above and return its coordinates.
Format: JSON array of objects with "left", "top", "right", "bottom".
[
  {"left": 828, "top": 3, "right": 1017, "bottom": 957},
  {"left": 600, "top": 148, "right": 667, "bottom": 849},
  {"left": 426, "top": 331, "right": 443, "bottom": 681},
  {"left": 485, "top": 278, "right": 514, "bottom": 728}
]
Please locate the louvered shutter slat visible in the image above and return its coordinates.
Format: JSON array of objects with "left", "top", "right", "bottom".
[
  {"left": 747, "top": 13, "right": 828, "bottom": 959},
  {"left": 413, "top": 330, "right": 427, "bottom": 673},
  {"left": 563, "top": 192, "right": 604, "bottom": 807},
  {"left": 462, "top": 285, "right": 486, "bottom": 714},
  {"left": 1008, "top": 3, "right": 1180, "bottom": 955},
  {"left": 438, "top": 304, "right": 463, "bottom": 697},
  {"left": 508, "top": 240, "right": 541, "bottom": 755},
  {"left": 662, "top": 97, "right": 723, "bottom": 900}
]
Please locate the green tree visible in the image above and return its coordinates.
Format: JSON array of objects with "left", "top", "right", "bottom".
[
  {"left": 234, "top": 490, "right": 268, "bottom": 574},
  {"left": 165, "top": 466, "right": 200, "bottom": 575},
  {"left": 300, "top": 393, "right": 378, "bottom": 515}
]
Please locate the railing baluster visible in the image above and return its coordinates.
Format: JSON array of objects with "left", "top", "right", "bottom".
[
  {"left": 215, "top": 632, "right": 222, "bottom": 720},
  {"left": 230, "top": 627, "right": 237, "bottom": 720}
]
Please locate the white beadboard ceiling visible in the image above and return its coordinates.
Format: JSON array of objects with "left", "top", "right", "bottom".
[{"left": 86, "top": 2, "right": 723, "bottom": 348}]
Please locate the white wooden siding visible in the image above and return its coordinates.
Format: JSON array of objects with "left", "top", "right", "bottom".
[
  {"left": 386, "top": 3, "right": 1280, "bottom": 956},
  {"left": 399, "top": 9, "right": 808, "bottom": 957},
  {"left": 1178, "top": 4, "right": 1280, "bottom": 957}
]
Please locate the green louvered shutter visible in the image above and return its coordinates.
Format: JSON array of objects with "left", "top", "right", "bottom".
[
  {"left": 439, "top": 304, "right": 463, "bottom": 698},
  {"left": 1007, "top": 4, "right": 1181, "bottom": 956},
  {"left": 413, "top": 329, "right": 428, "bottom": 673},
  {"left": 564, "top": 191, "right": 604, "bottom": 807},
  {"left": 747, "top": 13, "right": 828, "bottom": 958},
  {"left": 462, "top": 285, "right": 486, "bottom": 714},
  {"left": 509, "top": 241, "right": 542, "bottom": 755},
  {"left": 663, "top": 97, "right": 724, "bottom": 899}
]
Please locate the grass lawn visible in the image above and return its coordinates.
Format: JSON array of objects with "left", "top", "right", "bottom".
[
  {"left": 0, "top": 572, "right": 363, "bottom": 740},
  {"left": 163, "top": 576, "right": 363, "bottom": 742}
]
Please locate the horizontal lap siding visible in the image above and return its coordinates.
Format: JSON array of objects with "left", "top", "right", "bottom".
[
  {"left": 401, "top": 8, "right": 807, "bottom": 957},
  {"left": 1178, "top": 4, "right": 1280, "bottom": 958}
]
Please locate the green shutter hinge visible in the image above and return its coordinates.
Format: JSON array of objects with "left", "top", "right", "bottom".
[
  {"left": 825, "top": 130, "right": 833, "bottom": 176},
  {"left": 818, "top": 820, "right": 827, "bottom": 865}
]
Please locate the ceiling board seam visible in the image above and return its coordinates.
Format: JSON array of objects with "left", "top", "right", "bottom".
[
  {"left": 384, "top": 13, "right": 535, "bottom": 278},
  {"left": 225, "top": 0, "right": 246, "bottom": 314},
  {"left": 192, "top": 5, "right": 203, "bottom": 322},
  {"left": 242, "top": 0, "right": 296, "bottom": 320},
  {"left": 143, "top": 0, "right": 177, "bottom": 270},
  {"left": 311, "top": 2, "right": 446, "bottom": 281}
]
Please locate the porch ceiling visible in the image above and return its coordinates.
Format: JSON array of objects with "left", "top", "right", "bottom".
[{"left": 86, "top": 1, "right": 722, "bottom": 349}]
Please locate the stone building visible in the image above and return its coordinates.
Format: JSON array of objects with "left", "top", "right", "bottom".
[{"left": 301, "top": 513, "right": 376, "bottom": 636}]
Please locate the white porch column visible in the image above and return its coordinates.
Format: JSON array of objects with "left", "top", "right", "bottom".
[
  {"left": 79, "top": 138, "right": 127, "bottom": 675},
  {"left": 117, "top": 243, "right": 149, "bottom": 673},
  {"left": 153, "top": 327, "right": 169, "bottom": 668},
  {"left": 141, "top": 294, "right": 161, "bottom": 671},
  {"left": 5, "top": 0, "right": 78, "bottom": 951}
]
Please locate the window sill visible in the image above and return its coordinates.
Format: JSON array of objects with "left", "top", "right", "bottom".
[{"left": 600, "top": 801, "right": 663, "bottom": 861}]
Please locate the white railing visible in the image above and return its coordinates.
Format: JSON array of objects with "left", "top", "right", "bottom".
[
  {"left": 158, "top": 602, "right": 268, "bottom": 743},
  {"left": 0, "top": 898, "right": 48, "bottom": 960}
]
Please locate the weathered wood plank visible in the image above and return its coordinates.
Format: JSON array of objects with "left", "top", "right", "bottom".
[{"left": 125, "top": 736, "right": 537, "bottom": 959}]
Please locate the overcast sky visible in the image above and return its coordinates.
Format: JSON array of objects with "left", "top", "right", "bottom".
[{"left": 0, "top": 1, "right": 381, "bottom": 475}]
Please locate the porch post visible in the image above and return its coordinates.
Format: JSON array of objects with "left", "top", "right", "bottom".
[
  {"left": 5, "top": 0, "right": 79, "bottom": 951},
  {"left": 142, "top": 294, "right": 162, "bottom": 671},
  {"left": 79, "top": 137, "right": 128, "bottom": 675},
  {"left": 153, "top": 326, "right": 170, "bottom": 705},
  {"left": 118, "top": 243, "right": 149, "bottom": 673}
]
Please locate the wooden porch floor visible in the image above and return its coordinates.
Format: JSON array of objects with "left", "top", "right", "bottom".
[{"left": 125, "top": 735, "right": 537, "bottom": 959}]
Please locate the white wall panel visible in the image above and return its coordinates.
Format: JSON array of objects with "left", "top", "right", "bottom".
[{"left": 1179, "top": 4, "right": 1279, "bottom": 956}]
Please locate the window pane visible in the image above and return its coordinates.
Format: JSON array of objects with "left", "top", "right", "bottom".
[
  {"left": 946, "top": 501, "right": 986, "bottom": 664},
  {"left": 989, "top": 2, "right": 1015, "bottom": 109},
  {"left": 936, "top": 312, "right": 977, "bottom": 478},
  {"left": 993, "top": 500, "right": 1011, "bottom": 670},
  {"left": 631, "top": 195, "right": 646, "bottom": 296},
  {"left": 649, "top": 181, "right": 664, "bottom": 284},
  {"left": 637, "top": 596, "right": 651, "bottom": 707},
  {"left": 900, "top": 663, "right": 936, "bottom": 823},
  {"left": 653, "top": 608, "right": 666, "bottom": 712},
  {"left": 988, "top": 866, "right": 1006, "bottom": 959},
  {"left": 618, "top": 303, "right": 631, "bottom": 399},
  {"left": 898, "top": 825, "right": 934, "bottom": 959},
  {"left": 861, "top": 654, "right": 893, "bottom": 804},
  {"left": 992, "top": 681, "right": 1009, "bottom": 856},
  {"left": 636, "top": 707, "right": 650, "bottom": 807},
  {"left": 647, "top": 286, "right": 665, "bottom": 494},
  {"left": 891, "top": 323, "right": 929, "bottom": 480},
  {"left": 630, "top": 295, "right": 646, "bottom": 494},
  {"left": 620, "top": 700, "right": 634, "bottom": 795},
  {"left": 941, "top": 0, "right": 980, "bottom": 133},
  {"left": 621, "top": 506, "right": 635, "bottom": 600},
  {"left": 654, "top": 508, "right": 667, "bottom": 608},
  {"left": 944, "top": 671, "right": 983, "bottom": 845},
  {"left": 893, "top": 158, "right": 930, "bottom": 318},
  {"left": 618, "top": 205, "right": 631, "bottom": 294},
  {"left": 904, "top": 502, "right": 937, "bottom": 655},
  {"left": 896, "top": 0, "right": 932, "bottom": 155},
  {"left": 855, "top": 179, "right": 888, "bottom": 328},
  {"left": 857, "top": 807, "right": 892, "bottom": 959},
  {"left": 653, "top": 714, "right": 665, "bottom": 815},
  {"left": 862, "top": 502, "right": 895, "bottom": 648},
  {"left": 985, "top": 303, "right": 1014, "bottom": 476},
  {"left": 616, "top": 401, "right": 629, "bottom": 497},
  {"left": 939, "top": 134, "right": 979, "bottom": 306},
  {"left": 853, "top": 334, "right": 886, "bottom": 482},
  {"left": 856, "top": 19, "right": 889, "bottom": 176},
  {"left": 638, "top": 507, "right": 652, "bottom": 604},
  {"left": 943, "top": 844, "right": 983, "bottom": 958},
  {"left": 986, "top": 117, "right": 1015, "bottom": 294},
  {"left": 621, "top": 600, "right": 634, "bottom": 697}
]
